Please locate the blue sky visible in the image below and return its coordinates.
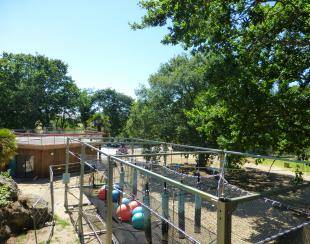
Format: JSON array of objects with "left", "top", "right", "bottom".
[{"left": 0, "top": 0, "right": 184, "bottom": 97}]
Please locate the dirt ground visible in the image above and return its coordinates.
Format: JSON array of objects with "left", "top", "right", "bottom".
[
  {"left": 5, "top": 148, "right": 309, "bottom": 244},
  {"left": 6, "top": 178, "right": 79, "bottom": 244}
]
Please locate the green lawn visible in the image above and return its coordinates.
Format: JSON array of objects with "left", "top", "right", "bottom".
[{"left": 259, "top": 158, "right": 310, "bottom": 175}]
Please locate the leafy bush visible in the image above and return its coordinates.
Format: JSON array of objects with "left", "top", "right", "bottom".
[
  {"left": 0, "top": 129, "right": 17, "bottom": 170},
  {"left": 0, "top": 170, "right": 12, "bottom": 179},
  {"left": 0, "top": 185, "right": 11, "bottom": 207}
]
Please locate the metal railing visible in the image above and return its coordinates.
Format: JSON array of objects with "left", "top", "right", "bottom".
[{"left": 63, "top": 137, "right": 310, "bottom": 244}]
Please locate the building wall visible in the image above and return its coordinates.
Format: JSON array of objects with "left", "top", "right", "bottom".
[{"left": 16, "top": 145, "right": 98, "bottom": 178}]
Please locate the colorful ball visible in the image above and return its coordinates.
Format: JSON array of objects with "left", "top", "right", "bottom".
[
  {"left": 132, "top": 212, "right": 144, "bottom": 229},
  {"left": 116, "top": 204, "right": 132, "bottom": 221},
  {"left": 132, "top": 206, "right": 143, "bottom": 215},
  {"left": 121, "top": 197, "right": 130, "bottom": 205},
  {"left": 128, "top": 200, "right": 140, "bottom": 210},
  {"left": 112, "top": 189, "right": 120, "bottom": 202},
  {"left": 98, "top": 186, "right": 107, "bottom": 200}
]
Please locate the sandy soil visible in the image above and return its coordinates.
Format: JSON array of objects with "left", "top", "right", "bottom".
[{"left": 6, "top": 178, "right": 79, "bottom": 244}]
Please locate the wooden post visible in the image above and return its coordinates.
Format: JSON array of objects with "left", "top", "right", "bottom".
[
  {"left": 78, "top": 143, "right": 85, "bottom": 242},
  {"left": 194, "top": 176, "right": 201, "bottom": 233},
  {"left": 161, "top": 182, "right": 169, "bottom": 243},
  {"left": 217, "top": 198, "right": 236, "bottom": 244},
  {"left": 178, "top": 181, "right": 185, "bottom": 239},
  {"left": 106, "top": 156, "right": 113, "bottom": 244},
  {"left": 143, "top": 180, "right": 152, "bottom": 243}
]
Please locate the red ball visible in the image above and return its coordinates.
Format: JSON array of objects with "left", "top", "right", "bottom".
[
  {"left": 128, "top": 200, "right": 140, "bottom": 211},
  {"left": 116, "top": 204, "right": 132, "bottom": 221},
  {"left": 98, "top": 186, "right": 107, "bottom": 200}
]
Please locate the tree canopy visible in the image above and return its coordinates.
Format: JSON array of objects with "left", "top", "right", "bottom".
[
  {"left": 93, "top": 89, "right": 133, "bottom": 136},
  {"left": 0, "top": 52, "right": 80, "bottom": 129},
  {"left": 126, "top": 0, "right": 310, "bottom": 159},
  {"left": 0, "top": 53, "right": 133, "bottom": 135}
]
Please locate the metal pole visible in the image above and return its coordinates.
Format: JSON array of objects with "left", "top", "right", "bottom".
[
  {"left": 49, "top": 167, "right": 54, "bottom": 218},
  {"left": 194, "top": 176, "right": 201, "bottom": 233},
  {"left": 78, "top": 143, "right": 85, "bottom": 242},
  {"left": 161, "top": 182, "right": 169, "bottom": 243},
  {"left": 143, "top": 180, "right": 152, "bottom": 243},
  {"left": 33, "top": 208, "right": 38, "bottom": 244},
  {"left": 217, "top": 198, "right": 235, "bottom": 244},
  {"left": 218, "top": 153, "right": 226, "bottom": 197},
  {"left": 70, "top": 141, "right": 219, "bottom": 203},
  {"left": 106, "top": 155, "right": 113, "bottom": 244},
  {"left": 120, "top": 164, "right": 125, "bottom": 189},
  {"left": 64, "top": 138, "right": 69, "bottom": 209},
  {"left": 132, "top": 166, "right": 137, "bottom": 196},
  {"left": 178, "top": 181, "right": 185, "bottom": 239}
]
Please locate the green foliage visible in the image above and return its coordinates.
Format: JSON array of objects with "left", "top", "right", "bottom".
[
  {"left": 0, "top": 170, "right": 12, "bottom": 179},
  {"left": 93, "top": 88, "right": 133, "bottom": 136},
  {"left": 78, "top": 89, "right": 95, "bottom": 128},
  {"left": 128, "top": 0, "right": 310, "bottom": 163},
  {"left": 0, "top": 52, "right": 80, "bottom": 129},
  {"left": 292, "top": 165, "right": 304, "bottom": 184},
  {"left": 0, "top": 129, "right": 17, "bottom": 170},
  {"left": 0, "top": 185, "right": 11, "bottom": 207},
  {"left": 88, "top": 113, "right": 111, "bottom": 133},
  {"left": 54, "top": 214, "right": 70, "bottom": 228},
  {"left": 125, "top": 55, "right": 207, "bottom": 144}
]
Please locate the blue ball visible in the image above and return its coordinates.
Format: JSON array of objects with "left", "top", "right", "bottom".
[
  {"left": 122, "top": 198, "right": 130, "bottom": 205},
  {"left": 132, "top": 206, "right": 143, "bottom": 215},
  {"left": 112, "top": 189, "right": 120, "bottom": 202},
  {"left": 132, "top": 212, "right": 144, "bottom": 230}
]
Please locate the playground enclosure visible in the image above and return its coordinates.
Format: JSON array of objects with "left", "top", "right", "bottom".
[{"left": 49, "top": 137, "right": 310, "bottom": 244}]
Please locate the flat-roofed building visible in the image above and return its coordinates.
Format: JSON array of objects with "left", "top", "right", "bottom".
[{"left": 11, "top": 132, "right": 103, "bottom": 178}]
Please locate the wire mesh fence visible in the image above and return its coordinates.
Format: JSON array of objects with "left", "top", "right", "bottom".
[
  {"left": 31, "top": 187, "right": 53, "bottom": 244},
  {"left": 59, "top": 137, "right": 310, "bottom": 244}
]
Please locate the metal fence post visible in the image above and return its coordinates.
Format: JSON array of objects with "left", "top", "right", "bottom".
[
  {"left": 161, "top": 182, "right": 169, "bottom": 243},
  {"left": 64, "top": 138, "right": 69, "bottom": 209},
  {"left": 194, "top": 176, "right": 201, "bottom": 233},
  {"left": 120, "top": 164, "right": 125, "bottom": 189},
  {"left": 32, "top": 208, "right": 38, "bottom": 244},
  {"left": 132, "top": 166, "right": 138, "bottom": 196},
  {"left": 218, "top": 152, "right": 227, "bottom": 197},
  {"left": 106, "top": 155, "right": 113, "bottom": 244},
  {"left": 78, "top": 143, "right": 85, "bottom": 242},
  {"left": 143, "top": 180, "right": 152, "bottom": 243},
  {"left": 217, "top": 199, "right": 236, "bottom": 244},
  {"left": 178, "top": 180, "right": 185, "bottom": 239},
  {"left": 49, "top": 166, "right": 54, "bottom": 218}
]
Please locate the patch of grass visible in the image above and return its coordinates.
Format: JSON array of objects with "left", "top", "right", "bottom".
[
  {"left": 15, "top": 233, "right": 27, "bottom": 244},
  {"left": 54, "top": 214, "right": 70, "bottom": 228},
  {"left": 259, "top": 158, "right": 310, "bottom": 175}
]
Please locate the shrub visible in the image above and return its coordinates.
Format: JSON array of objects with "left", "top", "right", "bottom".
[{"left": 0, "top": 129, "right": 17, "bottom": 171}]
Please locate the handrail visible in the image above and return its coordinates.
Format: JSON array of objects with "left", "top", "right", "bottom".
[
  {"left": 70, "top": 136, "right": 309, "bottom": 165},
  {"left": 71, "top": 139, "right": 219, "bottom": 204}
]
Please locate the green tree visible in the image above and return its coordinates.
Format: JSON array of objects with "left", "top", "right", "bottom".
[
  {"left": 0, "top": 129, "right": 17, "bottom": 170},
  {"left": 131, "top": 0, "right": 310, "bottom": 158},
  {"left": 88, "top": 113, "right": 111, "bottom": 133},
  {"left": 93, "top": 89, "right": 133, "bottom": 136},
  {"left": 0, "top": 52, "right": 80, "bottom": 129},
  {"left": 78, "top": 89, "right": 95, "bottom": 129},
  {"left": 125, "top": 55, "right": 207, "bottom": 144}
]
